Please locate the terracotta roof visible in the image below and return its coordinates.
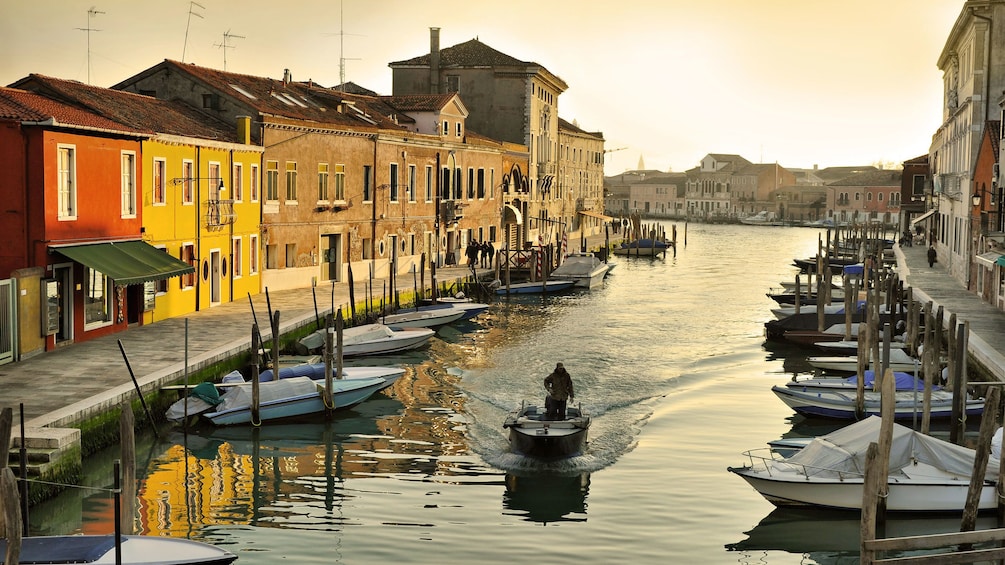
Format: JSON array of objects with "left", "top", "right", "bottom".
[
  {"left": 987, "top": 120, "right": 1000, "bottom": 159},
  {"left": 10, "top": 74, "right": 239, "bottom": 143},
  {"left": 333, "top": 82, "right": 380, "bottom": 96},
  {"left": 380, "top": 93, "right": 456, "bottom": 112},
  {"left": 390, "top": 38, "right": 532, "bottom": 68},
  {"left": 129, "top": 60, "right": 406, "bottom": 131},
  {"left": 0, "top": 86, "right": 146, "bottom": 136},
  {"left": 827, "top": 169, "right": 902, "bottom": 187}
]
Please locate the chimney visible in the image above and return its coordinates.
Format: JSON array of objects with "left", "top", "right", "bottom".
[
  {"left": 283, "top": 68, "right": 291, "bottom": 86},
  {"left": 237, "top": 116, "right": 251, "bottom": 145},
  {"left": 430, "top": 27, "right": 441, "bottom": 94}
]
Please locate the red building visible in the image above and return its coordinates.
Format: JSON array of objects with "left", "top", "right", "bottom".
[{"left": 0, "top": 87, "right": 192, "bottom": 353}]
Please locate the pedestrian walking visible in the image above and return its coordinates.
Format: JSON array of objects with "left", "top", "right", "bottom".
[
  {"left": 486, "top": 243, "right": 495, "bottom": 268},
  {"left": 927, "top": 245, "right": 937, "bottom": 268}
]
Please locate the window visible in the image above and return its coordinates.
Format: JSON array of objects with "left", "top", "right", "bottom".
[
  {"left": 490, "top": 168, "right": 495, "bottom": 200},
  {"left": 232, "top": 163, "right": 243, "bottom": 202},
  {"left": 441, "top": 167, "right": 451, "bottom": 200},
  {"left": 446, "top": 75, "right": 459, "bottom": 93},
  {"left": 208, "top": 162, "right": 222, "bottom": 201},
  {"left": 57, "top": 145, "right": 76, "bottom": 219},
  {"left": 477, "top": 168, "right": 485, "bottom": 199},
  {"left": 181, "top": 244, "right": 196, "bottom": 288},
  {"left": 389, "top": 163, "right": 399, "bottom": 202},
  {"left": 266, "top": 161, "right": 279, "bottom": 201},
  {"left": 467, "top": 168, "right": 475, "bottom": 199},
  {"left": 912, "top": 175, "right": 925, "bottom": 197},
  {"left": 363, "top": 165, "right": 373, "bottom": 201},
  {"left": 318, "top": 163, "right": 330, "bottom": 202},
  {"left": 425, "top": 166, "right": 433, "bottom": 202},
  {"left": 152, "top": 158, "right": 166, "bottom": 205},
  {"left": 265, "top": 244, "right": 278, "bottom": 269},
  {"left": 84, "top": 267, "right": 112, "bottom": 327},
  {"left": 249, "top": 234, "right": 259, "bottom": 274},
  {"left": 442, "top": 121, "right": 449, "bottom": 135},
  {"left": 155, "top": 247, "right": 169, "bottom": 294},
  {"left": 285, "top": 243, "right": 297, "bottom": 267},
  {"left": 334, "top": 164, "right": 345, "bottom": 202},
  {"left": 285, "top": 161, "right": 297, "bottom": 202},
  {"left": 250, "top": 163, "right": 260, "bottom": 202},
  {"left": 121, "top": 151, "right": 137, "bottom": 217},
  {"left": 362, "top": 238, "right": 372, "bottom": 259},
  {"left": 456, "top": 122, "right": 462, "bottom": 137},
  {"left": 232, "top": 237, "right": 242, "bottom": 278},
  {"left": 454, "top": 167, "right": 462, "bottom": 200},
  {"left": 182, "top": 160, "right": 194, "bottom": 204},
  {"left": 408, "top": 165, "right": 416, "bottom": 202}
]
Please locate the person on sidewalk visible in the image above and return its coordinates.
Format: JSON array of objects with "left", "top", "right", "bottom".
[
  {"left": 927, "top": 245, "right": 937, "bottom": 268},
  {"left": 544, "top": 362, "right": 574, "bottom": 420}
]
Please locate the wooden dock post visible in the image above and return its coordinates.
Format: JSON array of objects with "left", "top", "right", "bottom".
[
  {"left": 1, "top": 467, "right": 21, "bottom": 565},
  {"left": 963, "top": 387, "right": 999, "bottom": 532},
  {"left": 251, "top": 325, "right": 261, "bottom": 425},
  {"left": 860, "top": 441, "right": 882, "bottom": 565},
  {"left": 0, "top": 407, "right": 11, "bottom": 537},
  {"left": 119, "top": 400, "right": 136, "bottom": 535}
]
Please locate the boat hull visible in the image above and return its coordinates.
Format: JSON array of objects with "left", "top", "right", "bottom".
[
  {"left": 729, "top": 467, "right": 998, "bottom": 512},
  {"left": 205, "top": 376, "right": 388, "bottom": 426},
  {"left": 0, "top": 534, "right": 238, "bottom": 565},
  {"left": 770, "top": 385, "right": 983, "bottom": 420},
  {"left": 503, "top": 404, "right": 590, "bottom": 459},
  {"left": 495, "top": 280, "right": 576, "bottom": 294},
  {"left": 382, "top": 309, "right": 465, "bottom": 329}
]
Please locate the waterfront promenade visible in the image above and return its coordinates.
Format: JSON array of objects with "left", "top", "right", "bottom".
[{"left": 2, "top": 264, "right": 485, "bottom": 434}]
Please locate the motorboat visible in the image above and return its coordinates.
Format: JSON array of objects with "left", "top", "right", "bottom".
[
  {"left": 0, "top": 535, "right": 238, "bottom": 565},
  {"left": 807, "top": 348, "right": 920, "bottom": 373},
  {"left": 784, "top": 370, "right": 935, "bottom": 393},
  {"left": 729, "top": 416, "right": 1000, "bottom": 512},
  {"left": 494, "top": 280, "right": 577, "bottom": 295},
  {"left": 611, "top": 238, "right": 672, "bottom": 257},
  {"left": 740, "top": 211, "right": 786, "bottom": 226},
  {"left": 166, "top": 366, "right": 405, "bottom": 426},
  {"left": 412, "top": 301, "right": 489, "bottom": 320},
  {"left": 770, "top": 384, "right": 983, "bottom": 420},
  {"left": 381, "top": 306, "right": 465, "bottom": 329},
  {"left": 814, "top": 339, "right": 909, "bottom": 354},
  {"left": 502, "top": 402, "right": 590, "bottom": 459},
  {"left": 297, "top": 323, "right": 434, "bottom": 357},
  {"left": 550, "top": 253, "right": 609, "bottom": 289},
  {"left": 770, "top": 301, "right": 865, "bottom": 320}
]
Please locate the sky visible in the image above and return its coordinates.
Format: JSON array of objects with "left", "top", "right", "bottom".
[{"left": 1, "top": 0, "right": 965, "bottom": 176}]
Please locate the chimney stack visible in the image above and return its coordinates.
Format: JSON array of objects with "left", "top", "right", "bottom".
[{"left": 430, "top": 27, "right": 441, "bottom": 94}]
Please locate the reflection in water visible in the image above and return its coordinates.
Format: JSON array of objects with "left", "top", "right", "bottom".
[
  {"left": 503, "top": 472, "right": 590, "bottom": 524},
  {"left": 727, "top": 507, "right": 1002, "bottom": 564}
]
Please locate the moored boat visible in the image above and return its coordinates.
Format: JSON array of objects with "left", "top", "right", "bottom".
[
  {"left": 0, "top": 535, "right": 238, "bottom": 565},
  {"left": 494, "top": 280, "right": 577, "bottom": 295},
  {"left": 502, "top": 402, "right": 591, "bottom": 459},
  {"left": 381, "top": 306, "right": 465, "bottom": 329},
  {"left": 729, "top": 416, "right": 999, "bottom": 512},
  {"left": 770, "top": 384, "right": 982, "bottom": 420},
  {"left": 297, "top": 323, "right": 434, "bottom": 357},
  {"left": 550, "top": 253, "right": 608, "bottom": 289}
]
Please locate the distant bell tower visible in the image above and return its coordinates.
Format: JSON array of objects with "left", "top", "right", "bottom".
[{"left": 637, "top": 154, "right": 645, "bottom": 171}]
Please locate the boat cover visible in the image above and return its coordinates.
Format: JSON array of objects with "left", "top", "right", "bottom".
[
  {"left": 0, "top": 535, "right": 119, "bottom": 563},
  {"left": 216, "top": 377, "right": 321, "bottom": 412},
  {"left": 773, "top": 416, "right": 998, "bottom": 481},
  {"left": 845, "top": 370, "right": 932, "bottom": 391}
]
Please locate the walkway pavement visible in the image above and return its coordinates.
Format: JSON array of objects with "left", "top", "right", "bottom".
[
  {"left": 2, "top": 264, "right": 486, "bottom": 432},
  {"left": 894, "top": 242, "right": 1005, "bottom": 379}
]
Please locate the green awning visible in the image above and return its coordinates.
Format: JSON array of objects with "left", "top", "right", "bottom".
[
  {"left": 54, "top": 241, "right": 195, "bottom": 286},
  {"left": 997, "top": 255, "right": 1005, "bottom": 268}
]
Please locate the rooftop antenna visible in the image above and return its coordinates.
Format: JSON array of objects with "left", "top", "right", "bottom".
[
  {"left": 182, "top": 1, "right": 205, "bottom": 63},
  {"left": 324, "top": 0, "right": 362, "bottom": 91},
  {"left": 76, "top": 6, "right": 104, "bottom": 85},
  {"left": 214, "top": 29, "right": 245, "bottom": 71}
]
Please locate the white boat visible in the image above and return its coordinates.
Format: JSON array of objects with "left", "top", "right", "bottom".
[
  {"left": 298, "top": 323, "right": 434, "bottom": 357},
  {"left": 770, "top": 384, "right": 983, "bottom": 420},
  {"left": 729, "top": 416, "right": 1000, "bottom": 512},
  {"left": 611, "top": 238, "right": 672, "bottom": 257},
  {"left": 784, "top": 370, "right": 933, "bottom": 393},
  {"left": 807, "top": 348, "right": 920, "bottom": 373},
  {"left": 502, "top": 402, "right": 591, "bottom": 459},
  {"left": 813, "top": 339, "right": 909, "bottom": 354},
  {"left": 770, "top": 301, "right": 864, "bottom": 320},
  {"left": 740, "top": 211, "right": 786, "bottom": 226},
  {"left": 0, "top": 534, "right": 237, "bottom": 565},
  {"left": 494, "top": 280, "right": 577, "bottom": 295},
  {"left": 413, "top": 301, "right": 489, "bottom": 320},
  {"left": 166, "top": 366, "right": 405, "bottom": 426},
  {"left": 381, "top": 307, "right": 465, "bottom": 329},
  {"left": 550, "top": 253, "right": 609, "bottom": 289}
]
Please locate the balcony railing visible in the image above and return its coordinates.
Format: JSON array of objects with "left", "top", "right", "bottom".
[{"left": 205, "top": 199, "right": 236, "bottom": 230}]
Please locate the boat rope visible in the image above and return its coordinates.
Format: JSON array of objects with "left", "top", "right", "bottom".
[{"left": 20, "top": 478, "right": 116, "bottom": 493}]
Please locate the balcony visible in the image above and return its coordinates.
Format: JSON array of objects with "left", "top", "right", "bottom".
[{"left": 205, "top": 199, "right": 236, "bottom": 230}]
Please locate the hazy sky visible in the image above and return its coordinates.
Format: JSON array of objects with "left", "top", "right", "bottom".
[{"left": 1, "top": 1, "right": 964, "bottom": 175}]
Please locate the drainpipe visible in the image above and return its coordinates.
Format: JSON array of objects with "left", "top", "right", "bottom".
[{"left": 195, "top": 145, "right": 201, "bottom": 312}]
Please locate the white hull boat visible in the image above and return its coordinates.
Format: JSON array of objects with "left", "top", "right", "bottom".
[
  {"left": 495, "top": 280, "right": 577, "bottom": 294},
  {"left": 298, "top": 323, "right": 434, "bottom": 357},
  {"left": 771, "top": 384, "right": 983, "bottom": 420},
  {"left": 550, "top": 253, "right": 608, "bottom": 289},
  {"left": 813, "top": 339, "right": 908, "bottom": 354},
  {"left": 0, "top": 534, "right": 237, "bottom": 564},
  {"left": 784, "top": 370, "right": 933, "bottom": 393},
  {"left": 730, "top": 416, "right": 1000, "bottom": 512},
  {"left": 381, "top": 307, "right": 465, "bottom": 329},
  {"left": 413, "top": 301, "right": 489, "bottom": 320},
  {"left": 807, "top": 348, "right": 920, "bottom": 373}
]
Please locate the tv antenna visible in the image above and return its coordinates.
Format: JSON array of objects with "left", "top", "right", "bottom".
[
  {"left": 214, "top": 29, "right": 245, "bottom": 71},
  {"left": 76, "top": 6, "right": 104, "bottom": 85},
  {"left": 182, "top": 1, "right": 204, "bottom": 62},
  {"left": 324, "top": 1, "right": 363, "bottom": 91}
]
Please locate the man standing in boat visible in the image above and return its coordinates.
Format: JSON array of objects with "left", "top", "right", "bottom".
[{"left": 544, "top": 363, "right": 574, "bottom": 419}]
